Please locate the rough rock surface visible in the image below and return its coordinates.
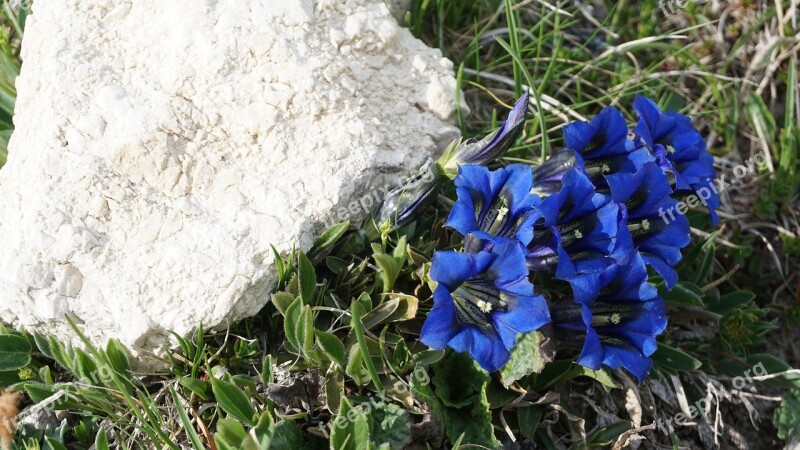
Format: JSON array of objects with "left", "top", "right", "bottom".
[{"left": 0, "top": 0, "right": 459, "bottom": 364}]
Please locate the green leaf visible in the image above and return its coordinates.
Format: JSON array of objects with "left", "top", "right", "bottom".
[
  {"left": 33, "top": 332, "right": 53, "bottom": 359},
  {"left": 45, "top": 437, "right": 69, "bottom": 450},
  {"left": 271, "top": 292, "right": 295, "bottom": 316},
  {"left": 350, "top": 301, "right": 383, "bottom": 391},
  {"left": 775, "top": 389, "right": 800, "bottom": 442},
  {"left": 747, "top": 353, "right": 800, "bottom": 386},
  {"left": 361, "top": 300, "right": 399, "bottom": 330},
  {"left": 411, "top": 349, "right": 446, "bottom": 367},
  {"left": 300, "top": 305, "right": 315, "bottom": 357},
  {"left": 180, "top": 376, "right": 211, "bottom": 401},
  {"left": 710, "top": 291, "right": 755, "bottom": 316},
  {"left": 105, "top": 339, "right": 130, "bottom": 374},
  {"left": 47, "top": 336, "right": 73, "bottom": 370},
  {"left": 95, "top": 429, "right": 110, "bottom": 450},
  {"left": 24, "top": 382, "right": 61, "bottom": 404},
  {"left": 499, "top": 331, "right": 551, "bottom": 388},
  {"left": 284, "top": 296, "right": 315, "bottom": 360},
  {"left": 382, "top": 294, "right": 418, "bottom": 323},
  {"left": 0, "top": 370, "right": 20, "bottom": 387},
  {"left": 346, "top": 345, "right": 369, "bottom": 386},
  {"left": 284, "top": 296, "right": 305, "bottom": 353},
  {"left": 518, "top": 406, "right": 541, "bottom": 439},
  {"left": 571, "top": 366, "right": 620, "bottom": 390},
  {"left": 587, "top": 421, "right": 633, "bottom": 446},
  {"left": 745, "top": 93, "right": 777, "bottom": 147},
  {"left": 298, "top": 252, "right": 316, "bottom": 304},
  {"left": 356, "top": 291, "right": 373, "bottom": 312},
  {"left": 367, "top": 402, "right": 410, "bottom": 449},
  {"left": 652, "top": 343, "right": 702, "bottom": 373},
  {"left": 215, "top": 418, "right": 247, "bottom": 449},
  {"left": 330, "top": 396, "right": 370, "bottom": 450},
  {"left": 663, "top": 281, "right": 704, "bottom": 307},
  {"left": 169, "top": 386, "right": 205, "bottom": 450},
  {"left": 373, "top": 252, "right": 404, "bottom": 293},
  {"left": 309, "top": 221, "right": 350, "bottom": 257},
  {"left": 316, "top": 330, "right": 346, "bottom": 369},
  {"left": 531, "top": 360, "right": 618, "bottom": 391},
  {"left": 531, "top": 360, "right": 574, "bottom": 390},
  {"left": 431, "top": 352, "right": 499, "bottom": 448},
  {"left": 241, "top": 412, "right": 274, "bottom": 450},
  {"left": 73, "top": 348, "right": 98, "bottom": 384},
  {"left": 261, "top": 355, "right": 273, "bottom": 385},
  {"left": 210, "top": 377, "right": 257, "bottom": 426},
  {"left": 270, "top": 420, "right": 305, "bottom": 449},
  {"left": 39, "top": 365, "right": 54, "bottom": 385},
  {"left": 0, "top": 334, "right": 32, "bottom": 371},
  {"left": 325, "top": 367, "right": 345, "bottom": 415},
  {"left": 694, "top": 244, "right": 715, "bottom": 284}
]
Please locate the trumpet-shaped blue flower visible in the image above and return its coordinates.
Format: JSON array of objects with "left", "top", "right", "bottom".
[
  {"left": 632, "top": 95, "right": 719, "bottom": 223},
  {"left": 551, "top": 249, "right": 667, "bottom": 382},
  {"left": 564, "top": 106, "right": 635, "bottom": 158},
  {"left": 439, "top": 92, "right": 529, "bottom": 174},
  {"left": 526, "top": 168, "right": 621, "bottom": 280},
  {"left": 559, "top": 106, "right": 655, "bottom": 186},
  {"left": 606, "top": 162, "right": 691, "bottom": 289},
  {"left": 420, "top": 239, "right": 550, "bottom": 372},
  {"left": 446, "top": 164, "right": 541, "bottom": 249}
]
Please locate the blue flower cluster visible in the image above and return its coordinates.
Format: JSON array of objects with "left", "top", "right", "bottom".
[{"left": 420, "top": 94, "right": 716, "bottom": 381}]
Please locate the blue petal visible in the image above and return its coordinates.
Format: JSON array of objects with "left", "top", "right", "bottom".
[
  {"left": 448, "top": 164, "right": 540, "bottom": 241},
  {"left": 447, "top": 327, "right": 511, "bottom": 373},
  {"left": 492, "top": 294, "right": 551, "bottom": 348},
  {"left": 487, "top": 238, "right": 534, "bottom": 295},
  {"left": 419, "top": 286, "right": 460, "bottom": 350},
  {"left": 642, "top": 253, "right": 679, "bottom": 290},
  {"left": 600, "top": 299, "right": 667, "bottom": 355},
  {"left": 446, "top": 185, "right": 480, "bottom": 237},
  {"left": 576, "top": 305, "right": 603, "bottom": 369},
  {"left": 430, "top": 250, "right": 494, "bottom": 290},
  {"left": 565, "top": 106, "right": 633, "bottom": 158},
  {"left": 632, "top": 95, "right": 662, "bottom": 147},
  {"left": 563, "top": 121, "right": 594, "bottom": 153},
  {"left": 537, "top": 168, "right": 611, "bottom": 229},
  {"left": 607, "top": 162, "right": 673, "bottom": 218},
  {"left": 601, "top": 344, "right": 653, "bottom": 383}
]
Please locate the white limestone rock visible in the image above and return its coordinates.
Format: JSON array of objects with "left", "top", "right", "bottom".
[{"left": 0, "top": 0, "right": 460, "bottom": 365}]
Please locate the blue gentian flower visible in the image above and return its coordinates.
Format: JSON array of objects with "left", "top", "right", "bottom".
[
  {"left": 438, "top": 92, "right": 529, "bottom": 175},
  {"left": 526, "top": 168, "right": 621, "bottom": 281},
  {"left": 606, "top": 162, "right": 691, "bottom": 289},
  {"left": 446, "top": 164, "right": 541, "bottom": 250},
  {"left": 551, "top": 249, "right": 667, "bottom": 382},
  {"left": 559, "top": 106, "right": 655, "bottom": 186},
  {"left": 420, "top": 238, "right": 551, "bottom": 372},
  {"left": 564, "top": 106, "right": 635, "bottom": 158},
  {"left": 632, "top": 95, "right": 719, "bottom": 223}
]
